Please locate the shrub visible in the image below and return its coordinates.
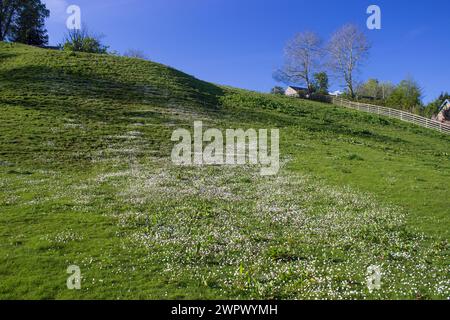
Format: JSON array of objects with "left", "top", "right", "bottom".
[
  {"left": 62, "top": 28, "right": 108, "bottom": 54},
  {"left": 270, "top": 86, "right": 285, "bottom": 95}
]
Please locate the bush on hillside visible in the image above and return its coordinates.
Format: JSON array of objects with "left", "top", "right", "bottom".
[
  {"left": 62, "top": 28, "right": 108, "bottom": 54},
  {"left": 270, "top": 86, "right": 285, "bottom": 95}
]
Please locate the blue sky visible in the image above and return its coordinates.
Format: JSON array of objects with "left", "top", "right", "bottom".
[{"left": 43, "top": 0, "right": 450, "bottom": 103}]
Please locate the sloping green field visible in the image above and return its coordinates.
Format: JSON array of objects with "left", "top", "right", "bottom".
[{"left": 0, "top": 43, "right": 449, "bottom": 299}]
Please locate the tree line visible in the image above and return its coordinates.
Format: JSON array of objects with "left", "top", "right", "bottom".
[
  {"left": 273, "top": 24, "right": 447, "bottom": 119},
  {"left": 354, "top": 78, "right": 449, "bottom": 118}
]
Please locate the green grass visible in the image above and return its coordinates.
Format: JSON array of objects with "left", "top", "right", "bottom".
[{"left": 0, "top": 42, "right": 449, "bottom": 299}]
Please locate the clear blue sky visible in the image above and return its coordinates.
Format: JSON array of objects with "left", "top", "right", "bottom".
[{"left": 43, "top": 0, "right": 450, "bottom": 103}]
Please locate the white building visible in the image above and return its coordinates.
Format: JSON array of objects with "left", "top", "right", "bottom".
[{"left": 285, "top": 86, "right": 308, "bottom": 97}]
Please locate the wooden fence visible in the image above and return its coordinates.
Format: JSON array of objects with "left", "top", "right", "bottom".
[{"left": 331, "top": 97, "right": 450, "bottom": 135}]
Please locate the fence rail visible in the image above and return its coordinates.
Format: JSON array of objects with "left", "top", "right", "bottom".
[{"left": 331, "top": 97, "right": 450, "bottom": 135}]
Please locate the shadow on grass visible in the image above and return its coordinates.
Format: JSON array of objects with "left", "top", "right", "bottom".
[{"left": 0, "top": 63, "right": 224, "bottom": 123}]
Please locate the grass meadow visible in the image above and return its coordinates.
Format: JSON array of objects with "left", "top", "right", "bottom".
[{"left": 0, "top": 43, "right": 449, "bottom": 299}]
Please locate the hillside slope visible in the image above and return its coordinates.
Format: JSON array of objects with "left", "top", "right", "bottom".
[{"left": 0, "top": 43, "right": 449, "bottom": 299}]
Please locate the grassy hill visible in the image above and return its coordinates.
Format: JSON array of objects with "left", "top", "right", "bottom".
[{"left": 0, "top": 42, "right": 449, "bottom": 299}]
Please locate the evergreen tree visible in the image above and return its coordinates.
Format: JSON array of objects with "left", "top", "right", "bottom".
[
  {"left": 11, "top": 0, "right": 49, "bottom": 46},
  {"left": 0, "top": 0, "right": 20, "bottom": 41},
  {"left": 313, "top": 72, "right": 329, "bottom": 95}
]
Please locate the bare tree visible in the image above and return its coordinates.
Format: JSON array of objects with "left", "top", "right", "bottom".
[
  {"left": 274, "top": 31, "right": 323, "bottom": 93},
  {"left": 379, "top": 81, "right": 395, "bottom": 100},
  {"left": 327, "top": 24, "right": 370, "bottom": 98},
  {"left": 123, "top": 49, "right": 147, "bottom": 60}
]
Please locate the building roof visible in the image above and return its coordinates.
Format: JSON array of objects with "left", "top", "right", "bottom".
[
  {"left": 287, "top": 86, "right": 308, "bottom": 92},
  {"left": 439, "top": 99, "right": 450, "bottom": 111}
]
